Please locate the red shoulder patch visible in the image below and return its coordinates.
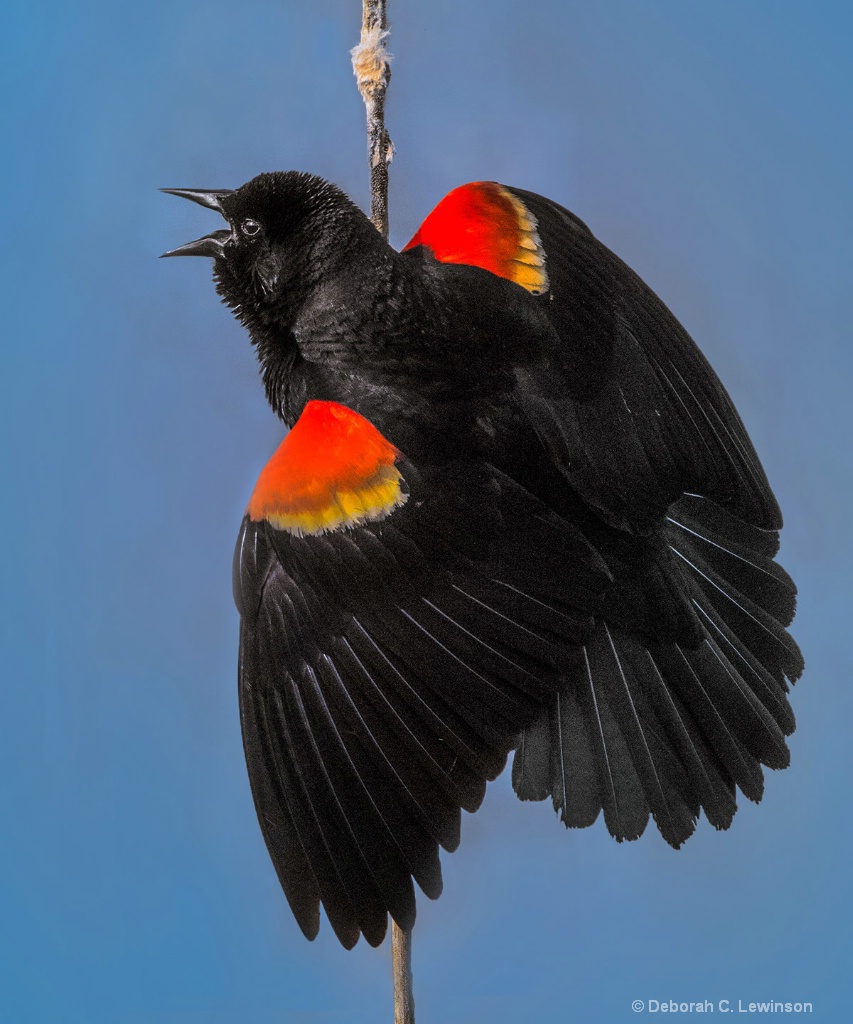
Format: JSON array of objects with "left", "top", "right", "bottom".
[
  {"left": 247, "top": 401, "right": 408, "bottom": 536},
  {"left": 403, "top": 181, "right": 549, "bottom": 295}
]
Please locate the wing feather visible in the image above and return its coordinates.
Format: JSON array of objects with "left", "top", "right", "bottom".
[
  {"left": 499, "top": 186, "right": 783, "bottom": 534},
  {"left": 236, "top": 456, "right": 609, "bottom": 946}
]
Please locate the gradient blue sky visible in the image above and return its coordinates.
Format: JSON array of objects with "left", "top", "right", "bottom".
[{"left": 2, "top": 2, "right": 851, "bottom": 1021}]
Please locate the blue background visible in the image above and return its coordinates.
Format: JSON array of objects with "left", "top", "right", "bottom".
[{"left": 2, "top": 2, "right": 850, "bottom": 1021}]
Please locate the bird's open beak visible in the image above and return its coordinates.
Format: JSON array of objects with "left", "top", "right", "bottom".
[
  {"left": 160, "top": 187, "right": 234, "bottom": 258},
  {"left": 161, "top": 188, "right": 234, "bottom": 212},
  {"left": 160, "top": 230, "right": 231, "bottom": 259}
]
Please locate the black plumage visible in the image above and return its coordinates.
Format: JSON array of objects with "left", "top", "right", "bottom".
[{"left": 163, "top": 171, "right": 802, "bottom": 948}]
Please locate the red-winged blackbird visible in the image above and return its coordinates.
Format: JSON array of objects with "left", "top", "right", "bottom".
[{"left": 163, "top": 173, "right": 802, "bottom": 950}]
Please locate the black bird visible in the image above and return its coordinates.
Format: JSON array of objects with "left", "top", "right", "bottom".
[{"left": 163, "top": 172, "right": 802, "bottom": 950}]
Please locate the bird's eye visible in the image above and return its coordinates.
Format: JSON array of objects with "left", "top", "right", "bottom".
[{"left": 241, "top": 218, "right": 261, "bottom": 237}]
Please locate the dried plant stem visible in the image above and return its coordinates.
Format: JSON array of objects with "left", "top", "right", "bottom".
[
  {"left": 392, "top": 921, "right": 415, "bottom": 1024},
  {"left": 352, "top": 8, "right": 412, "bottom": 1022},
  {"left": 351, "top": 0, "right": 393, "bottom": 239}
]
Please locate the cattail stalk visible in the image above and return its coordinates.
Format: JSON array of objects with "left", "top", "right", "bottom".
[
  {"left": 352, "top": 8, "right": 413, "bottom": 1022},
  {"left": 351, "top": 0, "right": 393, "bottom": 239}
]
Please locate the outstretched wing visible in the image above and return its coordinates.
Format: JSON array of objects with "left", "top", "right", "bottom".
[
  {"left": 234, "top": 400, "right": 609, "bottom": 948},
  {"left": 403, "top": 183, "right": 802, "bottom": 851},
  {"left": 403, "top": 181, "right": 781, "bottom": 534}
]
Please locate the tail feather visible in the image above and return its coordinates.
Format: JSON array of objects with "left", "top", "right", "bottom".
[
  {"left": 512, "top": 706, "right": 551, "bottom": 801},
  {"left": 513, "top": 495, "right": 802, "bottom": 846},
  {"left": 666, "top": 509, "right": 796, "bottom": 626},
  {"left": 669, "top": 544, "right": 803, "bottom": 684},
  {"left": 552, "top": 686, "right": 602, "bottom": 828},
  {"left": 579, "top": 641, "right": 650, "bottom": 842},
  {"left": 693, "top": 598, "right": 795, "bottom": 729},
  {"left": 634, "top": 646, "right": 736, "bottom": 831}
]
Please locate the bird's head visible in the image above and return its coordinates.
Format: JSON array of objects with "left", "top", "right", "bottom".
[{"left": 162, "top": 171, "right": 369, "bottom": 331}]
